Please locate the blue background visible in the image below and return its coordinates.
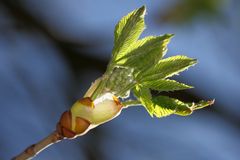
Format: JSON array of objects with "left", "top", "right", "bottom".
[{"left": 0, "top": 0, "right": 240, "bottom": 159}]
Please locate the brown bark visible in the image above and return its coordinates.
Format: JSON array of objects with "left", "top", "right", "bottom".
[{"left": 12, "top": 131, "right": 63, "bottom": 160}]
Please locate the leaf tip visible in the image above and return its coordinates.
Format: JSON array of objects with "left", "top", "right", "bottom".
[
  {"left": 139, "top": 5, "right": 146, "bottom": 11},
  {"left": 192, "top": 99, "right": 215, "bottom": 110},
  {"left": 167, "top": 33, "right": 175, "bottom": 38},
  {"left": 208, "top": 99, "right": 215, "bottom": 106},
  {"left": 187, "top": 85, "right": 194, "bottom": 89},
  {"left": 191, "top": 58, "right": 198, "bottom": 65},
  {"left": 138, "top": 5, "right": 146, "bottom": 17}
]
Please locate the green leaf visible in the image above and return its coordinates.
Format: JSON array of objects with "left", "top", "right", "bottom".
[
  {"left": 152, "top": 96, "right": 192, "bottom": 117},
  {"left": 113, "top": 6, "right": 146, "bottom": 59},
  {"left": 116, "top": 34, "right": 174, "bottom": 72},
  {"left": 142, "top": 79, "right": 193, "bottom": 91},
  {"left": 132, "top": 87, "right": 214, "bottom": 118},
  {"left": 133, "top": 85, "right": 154, "bottom": 116},
  {"left": 152, "top": 96, "right": 214, "bottom": 117},
  {"left": 138, "top": 55, "right": 197, "bottom": 82}
]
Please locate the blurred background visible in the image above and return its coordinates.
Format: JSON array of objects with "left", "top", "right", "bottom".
[{"left": 0, "top": 0, "right": 240, "bottom": 159}]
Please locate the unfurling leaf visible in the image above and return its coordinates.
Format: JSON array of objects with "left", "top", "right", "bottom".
[
  {"left": 113, "top": 6, "right": 146, "bottom": 59},
  {"left": 152, "top": 96, "right": 214, "bottom": 117},
  {"left": 116, "top": 34, "right": 174, "bottom": 72},
  {"left": 132, "top": 90, "right": 214, "bottom": 118},
  {"left": 152, "top": 96, "right": 192, "bottom": 117},
  {"left": 142, "top": 79, "right": 193, "bottom": 91},
  {"left": 110, "top": 6, "right": 213, "bottom": 119},
  {"left": 138, "top": 55, "right": 197, "bottom": 82},
  {"left": 133, "top": 85, "right": 154, "bottom": 116}
]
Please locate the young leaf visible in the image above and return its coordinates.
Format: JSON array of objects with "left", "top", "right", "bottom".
[
  {"left": 116, "top": 34, "right": 174, "bottom": 72},
  {"left": 152, "top": 96, "right": 214, "bottom": 117},
  {"left": 141, "top": 79, "right": 193, "bottom": 91},
  {"left": 152, "top": 102, "right": 177, "bottom": 117},
  {"left": 113, "top": 6, "right": 146, "bottom": 59},
  {"left": 152, "top": 96, "right": 192, "bottom": 117},
  {"left": 138, "top": 55, "right": 197, "bottom": 82},
  {"left": 133, "top": 85, "right": 154, "bottom": 116}
]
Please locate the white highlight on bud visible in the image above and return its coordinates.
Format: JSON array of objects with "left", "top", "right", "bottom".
[{"left": 94, "top": 93, "right": 113, "bottom": 104}]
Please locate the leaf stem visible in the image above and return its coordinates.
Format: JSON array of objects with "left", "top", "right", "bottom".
[
  {"left": 12, "top": 131, "right": 63, "bottom": 160},
  {"left": 122, "top": 100, "right": 141, "bottom": 108},
  {"left": 117, "top": 81, "right": 137, "bottom": 97},
  {"left": 91, "top": 62, "right": 115, "bottom": 100}
]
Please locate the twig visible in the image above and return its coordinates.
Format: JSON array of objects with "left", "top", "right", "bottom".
[
  {"left": 12, "top": 131, "right": 63, "bottom": 160},
  {"left": 122, "top": 100, "right": 141, "bottom": 108}
]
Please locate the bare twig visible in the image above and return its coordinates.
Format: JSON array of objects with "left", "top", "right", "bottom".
[{"left": 12, "top": 131, "right": 63, "bottom": 160}]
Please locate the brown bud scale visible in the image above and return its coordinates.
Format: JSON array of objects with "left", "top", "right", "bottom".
[{"left": 57, "top": 110, "right": 90, "bottom": 138}]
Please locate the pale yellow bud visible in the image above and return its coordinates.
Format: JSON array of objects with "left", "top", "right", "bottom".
[
  {"left": 57, "top": 93, "right": 122, "bottom": 138},
  {"left": 71, "top": 93, "right": 122, "bottom": 126}
]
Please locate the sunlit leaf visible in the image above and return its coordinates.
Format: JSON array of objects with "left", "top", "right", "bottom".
[
  {"left": 152, "top": 96, "right": 214, "bottom": 117},
  {"left": 152, "top": 96, "right": 192, "bottom": 117},
  {"left": 116, "top": 34, "right": 174, "bottom": 72},
  {"left": 138, "top": 55, "right": 197, "bottom": 82},
  {"left": 133, "top": 85, "right": 154, "bottom": 116},
  {"left": 113, "top": 6, "right": 146, "bottom": 59},
  {"left": 142, "top": 79, "right": 193, "bottom": 91}
]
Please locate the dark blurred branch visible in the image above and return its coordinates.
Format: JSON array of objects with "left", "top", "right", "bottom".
[
  {"left": 1, "top": 0, "right": 107, "bottom": 74},
  {"left": 1, "top": 1, "right": 107, "bottom": 160},
  {"left": 156, "top": 0, "right": 223, "bottom": 24}
]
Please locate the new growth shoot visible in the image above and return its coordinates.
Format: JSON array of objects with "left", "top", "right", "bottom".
[{"left": 13, "top": 6, "right": 214, "bottom": 160}]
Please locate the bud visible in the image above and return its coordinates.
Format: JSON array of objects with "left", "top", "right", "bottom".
[
  {"left": 71, "top": 93, "right": 122, "bottom": 125},
  {"left": 57, "top": 93, "right": 122, "bottom": 138},
  {"left": 57, "top": 111, "right": 90, "bottom": 139}
]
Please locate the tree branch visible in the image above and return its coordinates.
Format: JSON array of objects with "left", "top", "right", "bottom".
[{"left": 12, "top": 131, "right": 63, "bottom": 160}]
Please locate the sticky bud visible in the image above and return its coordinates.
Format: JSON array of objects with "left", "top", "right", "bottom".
[
  {"left": 57, "top": 111, "right": 90, "bottom": 138},
  {"left": 71, "top": 93, "right": 122, "bottom": 125},
  {"left": 57, "top": 93, "right": 122, "bottom": 138}
]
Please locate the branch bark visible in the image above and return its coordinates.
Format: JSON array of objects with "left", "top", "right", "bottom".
[{"left": 12, "top": 131, "right": 63, "bottom": 160}]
